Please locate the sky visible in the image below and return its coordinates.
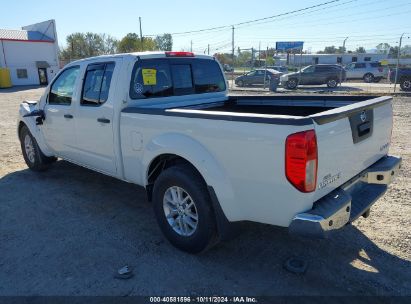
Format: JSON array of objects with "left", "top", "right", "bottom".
[{"left": 2, "top": 0, "right": 411, "bottom": 53}]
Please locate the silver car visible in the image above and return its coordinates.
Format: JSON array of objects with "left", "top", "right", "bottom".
[{"left": 345, "top": 62, "right": 387, "bottom": 83}]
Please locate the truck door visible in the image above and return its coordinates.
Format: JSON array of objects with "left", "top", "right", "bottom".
[
  {"left": 73, "top": 59, "right": 121, "bottom": 175},
  {"left": 42, "top": 66, "right": 81, "bottom": 160}
]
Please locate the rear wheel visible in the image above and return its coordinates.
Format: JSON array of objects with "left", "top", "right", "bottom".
[
  {"left": 19, "top": 125, "right": 55, "bottom": 171},
  {"left": 286, "top": 79, "right": 298, "bottom": 90},
  {"left": 363, "top": 73, "right": 374, "bottom": 83},
  {"left": 326, "top": 78, "right": 338, "bottom": 88},
  {"left": 400, "top": 78, "right": 411, "bottom": 91},
  {"left": 152, "top": 164, "right": 217, "bottom": 253}
]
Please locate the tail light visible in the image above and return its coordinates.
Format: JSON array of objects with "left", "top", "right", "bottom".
[
  {"left": 165, "top": 51, "right": 194, "bottom": 57},
  {"left": 285, "top": 130, "right": 318, "bottom": 192}
]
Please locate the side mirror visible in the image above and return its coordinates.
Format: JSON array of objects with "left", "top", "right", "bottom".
[{"left": 23, "top": 109, "right": 45, "bottom": 125}]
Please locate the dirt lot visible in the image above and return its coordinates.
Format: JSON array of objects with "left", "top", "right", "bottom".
[{"left": 0, "top": 87, "right": 410, "bottom": 296}]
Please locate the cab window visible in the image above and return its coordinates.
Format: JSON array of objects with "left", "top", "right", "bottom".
[
  {"left": 49, "top": 66, "right": 80, "bottom": 105},
  {"left": 81, "top": 62, "right": 115, "bottom": 106},
  {"left": 129, "top": 58, "right": 226, "bottom": 99}
]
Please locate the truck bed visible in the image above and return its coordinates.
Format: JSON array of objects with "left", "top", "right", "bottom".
[{"left": 178, "top": 95, "right": 382, "bottom": 118}]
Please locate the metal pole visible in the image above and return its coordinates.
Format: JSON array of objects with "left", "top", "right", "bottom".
[
  {"left": 394, "top": 33, "right": 405, "bottom": 93},
  {"left": 139, "top": 17, "right": 143, "bottom": 51},
  {"left": 340, "top": 37, "right": 348, "bottom": 86},
  {"left": 190, "top": 40, "right": 193, "bottom": 52},
  {"left": 259, "top": 42, "right": 261, "bottom": 65},
  {"left": 231, "top": 26, "right": 235, "bottom": 89},
  {"left": 208, "top": 44, "right": 210, "bottom": 55},
  {"left": 298, "top": 48, "right": 303, "bottom": 84},
  {"left": 264, "top": 46, "right": 268, "bottom": 89}
]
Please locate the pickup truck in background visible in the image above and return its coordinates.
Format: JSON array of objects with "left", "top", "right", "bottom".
[
  {"left": 18, "top": 51, "right": 401, "bottom": 253},
  {"left": 389, "top": 67, "right": 411, "bottom": 91}
]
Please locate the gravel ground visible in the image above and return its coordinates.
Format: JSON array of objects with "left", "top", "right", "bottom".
[{"left": 0, "top": 87, "right": 410, "bottom": 296}]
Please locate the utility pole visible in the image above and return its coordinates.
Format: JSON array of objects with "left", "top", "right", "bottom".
[
  {"left": 263, "top": 46, "right": 268, "bottom": 89},
  {"left": 231, "top": 26, "right": 235, "bottom": 89},
  {"left": 207, "top": 44, "right": 210, "bottom": 55},
  {"left": 251, "top": 47, "right": 255, "bottom": 69},
  {"left": 258, "top": 42, "right": 261, "bottom": 64},
  {"left": 394, "top": 33, "right": 406, "bottom": 92},
  {"left": 139, "top": 17, "right": 143, "bottom": 51},
  {"left": 339, "top": 37, "right": 348, "bottom": 86},
  {"left": 190, "top": 40, "right": 193, "bottom": 52}
]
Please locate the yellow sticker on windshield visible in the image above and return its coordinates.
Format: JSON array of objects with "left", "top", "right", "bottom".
[{"left": 142, "top": 69, "right": 157, "bottom": 85}]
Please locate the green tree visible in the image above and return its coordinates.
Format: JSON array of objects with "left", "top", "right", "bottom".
[
  {"left": 317, "top": 46, "right": 337, "bottom": 54},
  {"left": 355, "top": 46, "right": 366, "bottom": 53},
  {"left": 155, "top": 34, "right": 173, "bottom": 51},
  {"left": 118, "top": 33, "right": 158, "bottom": 52},
  {"left": 376, "top": 43, "right": 391, "bottom": 54},
  {"left": 60, "top": 32, "right": 118, "bottom": 60},
  {"left": 118, "top": 33, "right": 140, "bottom": 53},
  {"left": 236, "top": 51, "right": 252, "bottom": 66},
  {"left": 389, "top": 46, "right": 399, "bottom": 58},
  {"left": 214, "top": 53, "right": 232, "bottom": 65}
]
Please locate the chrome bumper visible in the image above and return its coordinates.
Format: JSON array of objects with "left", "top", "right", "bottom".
[{"left": 289, "top": 155, "right": 402, "bottom": 238}]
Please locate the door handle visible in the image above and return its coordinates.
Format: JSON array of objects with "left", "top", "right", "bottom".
[
  {"left": 64, "top": 114, "right": 73, "bottom": 119},
  {"left": 97, "top": 118, "right": 110, "bottom": 124}
]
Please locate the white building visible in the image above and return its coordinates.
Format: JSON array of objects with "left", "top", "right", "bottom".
[
  {"left": 288, "top": 53, "right": 388, "bottom": 66},
  {"left": 0, "top": 20, "right": 59, "bottom": 86}
]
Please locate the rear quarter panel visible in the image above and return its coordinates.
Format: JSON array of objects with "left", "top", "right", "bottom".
[{"left": 120, "top": 112, "right": 316, "bottom": 226}]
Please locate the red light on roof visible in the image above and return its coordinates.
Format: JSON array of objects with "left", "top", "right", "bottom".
[{"left": 165, "top": 51, "right": 195, "bottom": 57}]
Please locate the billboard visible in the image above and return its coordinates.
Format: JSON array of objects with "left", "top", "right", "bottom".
[{"left": 276, "top": 41, "right": 304, "bottom": 51}]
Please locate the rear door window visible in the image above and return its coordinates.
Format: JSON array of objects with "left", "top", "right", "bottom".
[
  {"left": 130, "top": 58, "right": 225, "bottom": 99},
  {"left": 81, "top": 62, "right": 115, "bottom": 106}
]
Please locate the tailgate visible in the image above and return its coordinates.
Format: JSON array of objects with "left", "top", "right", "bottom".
[{"left": 310, "top": 96, "right": 393, "bottom": 199}]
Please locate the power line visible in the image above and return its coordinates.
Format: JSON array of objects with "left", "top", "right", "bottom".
[{"left": 146, "top": 0, "right": 342, "bottom": 36}]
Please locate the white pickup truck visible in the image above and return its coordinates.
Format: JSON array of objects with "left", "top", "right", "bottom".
[{"left": 18, "top": 51, "right": 401, "bottom": 253}]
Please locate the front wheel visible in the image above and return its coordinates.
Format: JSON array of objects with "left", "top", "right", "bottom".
[
  {"left": 152, "top": 164, "right": 217, "bottom": 253},
  {"left": 286, "top": 79, "right": 298, "bottom": 89},
  {"left": 400, "top": 78, "right": 411, "bottom": 91},
  {"left": 237, "top": 80, "right": 244, "bottom": 87},
  {"left": 363, "top": 73, "right": 374, "bottom": 83},
  {"left": 326, "top": 78, "right": 338, "bottom": 88},
  {"left": 19, "top": 125, "right": 55, "bottom": 171}
]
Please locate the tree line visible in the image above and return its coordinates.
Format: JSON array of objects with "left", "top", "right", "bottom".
[
  {"left": 59, "top": 32, "right": 173, "bottom": 60},
  {"left": 316, "top": 43, "right": 411, "bottom": 58}
]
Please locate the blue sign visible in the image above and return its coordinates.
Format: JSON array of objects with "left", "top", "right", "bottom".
[{"left": 276, "top": 41, "right": 304, "bottom": 51}]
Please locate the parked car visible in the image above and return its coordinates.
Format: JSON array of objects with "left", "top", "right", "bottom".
[
  {"left": 267, "top": 65, "right": 288, "bottom": 73},
  {"left": 223, "top": 64, "right": 234, "bottom": 72},
  {"left": 235, "top": 69, "right": 281, "bottom": 86},
  {"left": 280, "top": 64, "right": 346, "bottom": 89},
  {"left": 18, "top": 51, "right": 401, "bottom": 253},
  {"left": 389, "top": 68, "right": 411, "bottom": 91},
  {"left": 345, "top": 62, "right": 387, "bottom": 83}
]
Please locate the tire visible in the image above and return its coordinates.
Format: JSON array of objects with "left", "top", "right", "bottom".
[
  {"left": 400, "top": 78, "right": 411, "bottom": 91},
  {"left": 237, "top": 80, "right": 244, "bottom": 87},
  {"left": 326, "top": 78, "right": 338, "bottom": 88},
  {"left": 286, "top": 79, "right": 298, "bottom": 90},
  {"left": 19, "top": 125, "right": 55, "bottom": 171},
  {"left": 152, "top": 164, "right": 217, "bottom": 253},
  {"left": 363, "top": 73, "right": 374, "bottom": 83}
]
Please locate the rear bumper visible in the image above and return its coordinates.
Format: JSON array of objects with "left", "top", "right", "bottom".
[{"left": 289, "top": 155, "right": 402, "bottom": 238}]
